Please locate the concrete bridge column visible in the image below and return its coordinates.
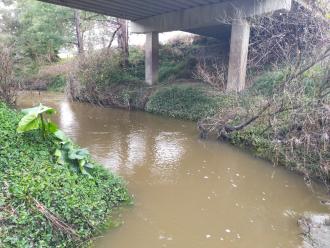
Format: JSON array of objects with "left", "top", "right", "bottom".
[
  {"left": 145, "top": 32, "right": 159, "bottom": 85},
  {"left": 227, "top": 19, "right": 250, "bottom": 92}
]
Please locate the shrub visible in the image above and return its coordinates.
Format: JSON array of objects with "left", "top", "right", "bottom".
[
  {"left": 127, "top": 47, "right": 145, "bottom": 80},
  {"left": 198, "top": 52, "right": 330, "bottom": 183},
  {"left": 146, "top": 86, "right": 218, "bottom": 120},
  {"left": 78, "top": 50, "right": 142, "bottom": 88},
  {"left": 194, "top": 61, "right": 227, "bottom": 90},
  {"left": 249, "top": 1, "right": 329, "bottom": 71},
  {"left": 47, "top": 75, "right": 67, "bottom": 92}
]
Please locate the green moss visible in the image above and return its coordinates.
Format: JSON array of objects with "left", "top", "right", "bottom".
[
  {"left": 0, "top": 103, "right": 130, "bottom": 247},
  {"left": 146, "top": 86, "right": 218, "bottom": 121}
]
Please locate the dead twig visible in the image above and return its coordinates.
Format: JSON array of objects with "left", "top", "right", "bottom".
[{"left": 33, "top": 198, "right": 80, "bottom": 240}]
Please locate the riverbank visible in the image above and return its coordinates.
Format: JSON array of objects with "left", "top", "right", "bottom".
[
  {"left": 67, "top": 67, "right": 330, "bottom": 185},
  {"left": 16, "top": 91, "right": 330, "bottom": 248},
  {"left": 23, "top": 40, "right": 329, "bottom": 185},
  {"left": 0, "top": 103, "right": 130, "bottom": 247}
]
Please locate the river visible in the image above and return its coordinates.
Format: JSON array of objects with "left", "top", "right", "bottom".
[{"left": 17, "top": 91, "right": 329, "bottom": 248}]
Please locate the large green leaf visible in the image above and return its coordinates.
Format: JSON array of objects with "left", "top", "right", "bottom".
[
  {"left": 21, "top": 104, "right": 55, "bottom": 116},
  {"left": 17, "top": 113, "right": 40, "bottom": 133},
  {"left": 54, "top": 130, "right": 69, "bottom": 142},
  {"left": 46, "top": 121, "right": 58, "bottom": 134},
  {"left": 17, "top": 104, "right": 56, "bottom": 134},
  {"left": 54, "top": 149, "right": 65, "bottom": 165},
  {"left": 68, "top": 148, "right": 89, "bottom": 160}
]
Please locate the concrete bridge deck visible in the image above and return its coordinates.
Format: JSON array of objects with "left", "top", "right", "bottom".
[{"left": 39, "top": 0, "right": 293, "bottom": 91}]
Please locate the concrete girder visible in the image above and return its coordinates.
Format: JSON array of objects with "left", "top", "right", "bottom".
[
  {"left": 134, "top": 0, "right": 292, "bottom": 89},
  {"left": 131, "top": 0, "right": 292, "bottom": 34}
]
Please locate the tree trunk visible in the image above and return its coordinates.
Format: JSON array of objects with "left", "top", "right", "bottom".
[
  {"left": 74, "top": 10, "right": 84, "bottom": 55},
  {"left": 117, "top": 18, "right": 129, "bottom": 67}
]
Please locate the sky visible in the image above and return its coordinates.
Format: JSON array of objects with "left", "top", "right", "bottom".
[{"left": 130, "top": 31, "right": 192, "bottom": 46}]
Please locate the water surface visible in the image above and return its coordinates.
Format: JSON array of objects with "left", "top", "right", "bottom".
[{"left": 18, "top": 92, "right": 329, "bottom": 248}]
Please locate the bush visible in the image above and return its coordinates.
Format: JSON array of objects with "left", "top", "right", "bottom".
[
  {"left": 250, "top": 65, "right": 329, "bottom": 97},
  {"left": 199, "top": 56, "right": 330, "bottom": 183},
  {"left": 127, "top": 47, "right": 145, "bottom": 80},
  {"left": 146, "top": 86, "right": 218, "bottom": 120},
  {"left": 0, "top": 103, "right": 130, "bottom": 247},
  {"left": 47, "top": 75, "right": 67, "bottom": 92},
  {"left": 78, "top": 50, "right": 142, "bottom": 88}
]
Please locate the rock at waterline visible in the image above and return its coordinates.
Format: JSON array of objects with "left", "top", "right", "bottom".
[{"left": 298, "top": 213, "right": 330, "bottom": 248}]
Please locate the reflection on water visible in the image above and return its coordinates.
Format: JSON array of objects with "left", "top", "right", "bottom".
[
  {"left": 59, "top": 101, "right": 78, "bottom": 133},
  {"left": 127, "top": 131, "right": 146, "bottom": 170},
  {"left": 17, "top": 92, "right": 329, "bottom": 248},
  {"left": 152, "top": 132, "right": 185, "bottom": 184},
  {"left": 154, "top": 132, "right": 185, "bottom": 166}
]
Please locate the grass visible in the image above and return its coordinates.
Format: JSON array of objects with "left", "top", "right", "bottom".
[
  {"left": 0, "top": 103, "right": 130, "bottom": 247},
  {"left": 158, "top": 57, "right": 196, "bottom": 83},
  {"left": 146, "top": 85, "right": 219, "bottom": 121}
]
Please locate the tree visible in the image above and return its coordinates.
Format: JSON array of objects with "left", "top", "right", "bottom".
[
  {"left": 74, "top": 9, "right": 84, "bottom": 55},
  {"left": 117, "top": 18, "right": 129, "bottom": 67},
  {"left": 13, "top": 0, "right": 74, "bottom": 64},
  {"left": 0, "top": 44, "right": 17, "bottom": 105},
  {"left": 1, "top": 0, "right": 129, "bottom": 71}
]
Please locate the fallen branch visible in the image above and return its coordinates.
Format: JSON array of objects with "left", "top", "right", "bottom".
[{"left": 33, "top": 198, "right": 80, "bottom": 240}]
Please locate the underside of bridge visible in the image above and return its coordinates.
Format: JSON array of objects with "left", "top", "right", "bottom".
[{"left": 39, "top": 0, "right": 293, "bottom": 91}]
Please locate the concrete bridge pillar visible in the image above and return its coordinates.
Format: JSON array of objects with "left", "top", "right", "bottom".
[
  {"left": 145, "top": 32, "right": 159, "bottom": 85},
  {"left": 227, "top": 19, "right": 250, "bottom": 92}
]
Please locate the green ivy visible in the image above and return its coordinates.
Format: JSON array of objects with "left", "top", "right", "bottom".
[
  {"left": 146, "top": 86, "right": 219, "bottom": 121},
  {"left": 0, "top": 102, "right": 130, "bottom": 247}
]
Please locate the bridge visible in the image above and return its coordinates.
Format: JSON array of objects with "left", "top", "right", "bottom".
[{"left": 39, "top": 0, "right": 292, "bottom": 91}]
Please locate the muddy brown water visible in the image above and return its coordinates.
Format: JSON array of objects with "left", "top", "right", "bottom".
[{"left": 17, "top": 92, "right": 329, "bottom": 248}]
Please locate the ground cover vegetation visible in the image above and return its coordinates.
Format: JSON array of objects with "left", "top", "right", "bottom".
[
  {"left": 0, "top": 103, "right": 129, "bottom": 247},
  {"left": 0, "top": 3, "right": 131, "bottom": 246}
]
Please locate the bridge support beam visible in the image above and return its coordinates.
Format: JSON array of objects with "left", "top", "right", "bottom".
[
  {"left": 145, "top": 32, "right": 159, "bottom": 85},
  {"left": 227, "top": 19, "right": 250, "bottom": 92},
  {"left": 132, "top": 0, "right": 292, "bottom": 34}
]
